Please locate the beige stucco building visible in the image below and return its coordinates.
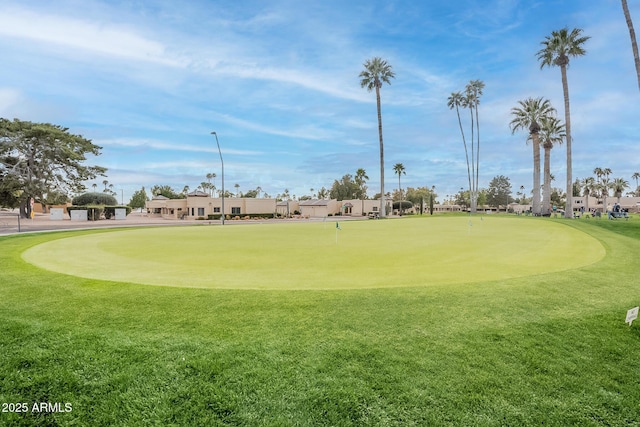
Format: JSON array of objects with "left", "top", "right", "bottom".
[
  {"left": 147, "top": 195, "right": 393, "bottom": 220},
  {"left": 572, "top": 195, "right": 640, "bottom": 213},
  {"left": 146, "top": 192, "right": 277, "bottom": 220}
]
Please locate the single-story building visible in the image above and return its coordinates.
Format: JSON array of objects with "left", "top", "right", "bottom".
[
  {"left": 572, "top": 195, "right": 640, "bottom": 213},
  {"left": 276, "top": 200, "right": 300, "bottom": 217},
  {"left": 146, "top": 192, "right": 277, "bottom": 220}
]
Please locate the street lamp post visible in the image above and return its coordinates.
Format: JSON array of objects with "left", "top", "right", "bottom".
[
  {"left": 430, "top": 185, "right": 435, "bottom": 215},
  {"left": 211, "top": 132, "right": 225, "bottom": 225}
]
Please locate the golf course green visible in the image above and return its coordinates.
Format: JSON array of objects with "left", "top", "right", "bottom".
[
  {"left": 2, "top": 215, "right": 640, "bottom": 425},
  {"left": 22, "top": 216, "right": 604, "bottom": 289}
]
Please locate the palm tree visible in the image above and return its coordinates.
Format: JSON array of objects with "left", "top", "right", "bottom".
[
  {"left": 593, "top": 167, "right": 604, "bottom": 187},
  {"left": 632, "top": 172, "right": 640, "bottom": 195},
  {"left": 581, "top": 177, "right": 596, "bottom": 213},
  {"left": 519, "top": 185, "right": 527, "bottom": 205},
  {"left": 466, "top": 79, "right": 485, "bottom": 213},
  {"left": 234, "top": 183, "right": 240, "bottom": 197},
  {"left": 537, "top": 27, "right": 590, "bottom": 218},
  {"left": 206, "top": 173, "right": 216, "bottom": 196},
  {"left": 92, "top": 183, "right": 97, "bottom": 192},
  {"left": 538, "top": 116, "right": 565, "bottom": 214},
  {"left": 622, "top": 0, "right": 640, "bottom": 91},
  {"left": 601, "top": 178, "right": 612, "bottom": 212},
  {"left": 612, "top": 177, "right": 630, "bottom": 203},
  {"left": 393, "top": 163, "right": 406, "bottom": 215},
  {"left": 509, "top": 97, "right": 555, "bottom": 215},
  {"left": 354, "top": 168, "right": 369, "bottom": 199},
  {"left": 360, "top": 57, "right": 395, "bottom": 218},
  {"left": 448, "top": 91, "right": 473, "bottom": 212}
]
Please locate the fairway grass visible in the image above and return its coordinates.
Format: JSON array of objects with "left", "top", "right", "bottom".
[
  {"left": 1, "top": 216, "right": 640, "bottom": 426},
  {"left": 23, "top": 216, "right": 604, "bottom": 289}
]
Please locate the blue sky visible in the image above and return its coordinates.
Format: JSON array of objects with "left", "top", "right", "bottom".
[{"left": 1, "top": 0, "right": 638, "bottom": 203}]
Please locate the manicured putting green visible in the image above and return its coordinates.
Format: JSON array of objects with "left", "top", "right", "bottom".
[{"left": 22, "top": 217, "right": 604, "bottom": 290}]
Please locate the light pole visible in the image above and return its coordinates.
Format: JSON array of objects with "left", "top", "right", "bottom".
[
  {"left": 211, "top": 131, "right": 225, "bottom": 225},
  {"left": 430, "top": 185, "right": 435, "bottom": 215}
]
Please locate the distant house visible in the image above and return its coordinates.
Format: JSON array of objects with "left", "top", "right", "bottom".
[
  {"left": 338, "top": 199, "right": 385, "bottom": 217},
  {"left": 299, "top": 199, "right": 339, "bottom": 217},
  {"left": 146, "top": 194, "right": 277, "bottom": 220},
  {"left": 276, "top": 200, "right": 300, "bottom": 217},
  {"left": 572, "top": 195, "right": 640, "bottom": 213}
]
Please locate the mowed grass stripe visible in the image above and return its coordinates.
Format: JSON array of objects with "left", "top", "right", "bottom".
[{"left": 21, "top": 216, "right": 604, "bottom": 289}]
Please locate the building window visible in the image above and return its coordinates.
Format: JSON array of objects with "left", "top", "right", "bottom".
[
  {"left": 214, "top": 207, "right": 220, "bottom": 213},
  {"left": 231, "top": 207, "right": 241, "bottom": 215},
  {"left": 198, "top": 207, "right": 205, "bottom": 216},
  {"left": 372, "top": 206, "right": 378, "bottom": 212}
]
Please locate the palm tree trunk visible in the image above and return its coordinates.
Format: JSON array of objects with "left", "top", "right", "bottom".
[
  {"left": 375, "top": 85, "right": 386, "bottom": 218},
  {"left": 455, "top": 106, "right": 473, "bottom": 213},
  {"left": 475, "top": 103, "right": 481, "bottom": 213},
  {"left": 398, "top": 175, "right": 401, "bottom": 215},
  {"left": 561, "top": 64, "right": 573, "bottom": 218},
  {"left": 532, "top": 135, "right": 541, "bottom": 215},
  {"left": 622, "top": 0, "right": 640, "bottom": 91},
  {"left": 542, "top": 145, "right": 551, "bottom": 214},
  {"left": 469, "top": 107, "right": 477, "bottom": 213},
  {"left": 585, "top": 190, "right": 590, "bottom": 213}
]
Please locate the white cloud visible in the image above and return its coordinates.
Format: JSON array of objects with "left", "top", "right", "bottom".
[
  {"left": 99, "top": 138, "right": 263, "bottom": 156},
  {"left": 0, "top": 6, "right": 180, "bottom": 66}
]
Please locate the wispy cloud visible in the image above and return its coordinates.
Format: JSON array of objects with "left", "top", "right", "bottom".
[
  {"left": 2, "top": 0, "right": 638, "bottom": 202},
  {"left": 99, "top": 138, "right": 263, "bottom": 156},
  {"left": 0, "top": 6, "right": 180, "bottom": 66}
]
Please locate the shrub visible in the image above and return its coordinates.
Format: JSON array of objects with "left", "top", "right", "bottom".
[{"left": 72, "top": 192, "right": 118, "bottom": 206}]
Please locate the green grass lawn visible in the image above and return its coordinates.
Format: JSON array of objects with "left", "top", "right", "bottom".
[
  {"left": 23, "top": 216, "right": 603, "bottom": 289},
  {"left": 1, "top": 215, "right": 640, "bottom": 426}
]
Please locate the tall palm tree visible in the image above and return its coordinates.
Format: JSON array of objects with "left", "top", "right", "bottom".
[
  {"left": 206, "top": 173, "right": 216, "bottom": 196},
  {"left": 601, "top": 177, "right": 612, "bottom": 212},
  {"left": 632, "top": 172, "right": 640, "bottom": 195},
  {"left": 354, "top": 168, "right": 369, "bottom": 199},
  {"left": 234, "top": 183, "right": 240, "bottom": 197},
  {"left": 537, "top": 27, "right": 590, "bottom": 218},
  {"left": 466, "top": 79, "right": 485, "bottom": 213},
  {"left": 593, "top": 167, "right": 604, "bottom": 186},
  {"left": 509, "top": 97, "right": 555, "bottom": 215},
  {"left": 612, "top": 177, "right": 630, "bottom": 203},
  {"left": 447, "top": 91, "right": 473, "bottom": 211},
  {"left": 360, "top": 57, "right": 395, "bottom": 218},
  {"left": 622, "top": 0, "right": 640, "bottom": 91},
  {"left": 393, "top": 163, "right": 406, "bottom": 215},
  {"left": 538, "top": 116, "right": 565, "bottom": 213},
  {"left": 519, "top": 185, "right": 527, "bottom": 205}
]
